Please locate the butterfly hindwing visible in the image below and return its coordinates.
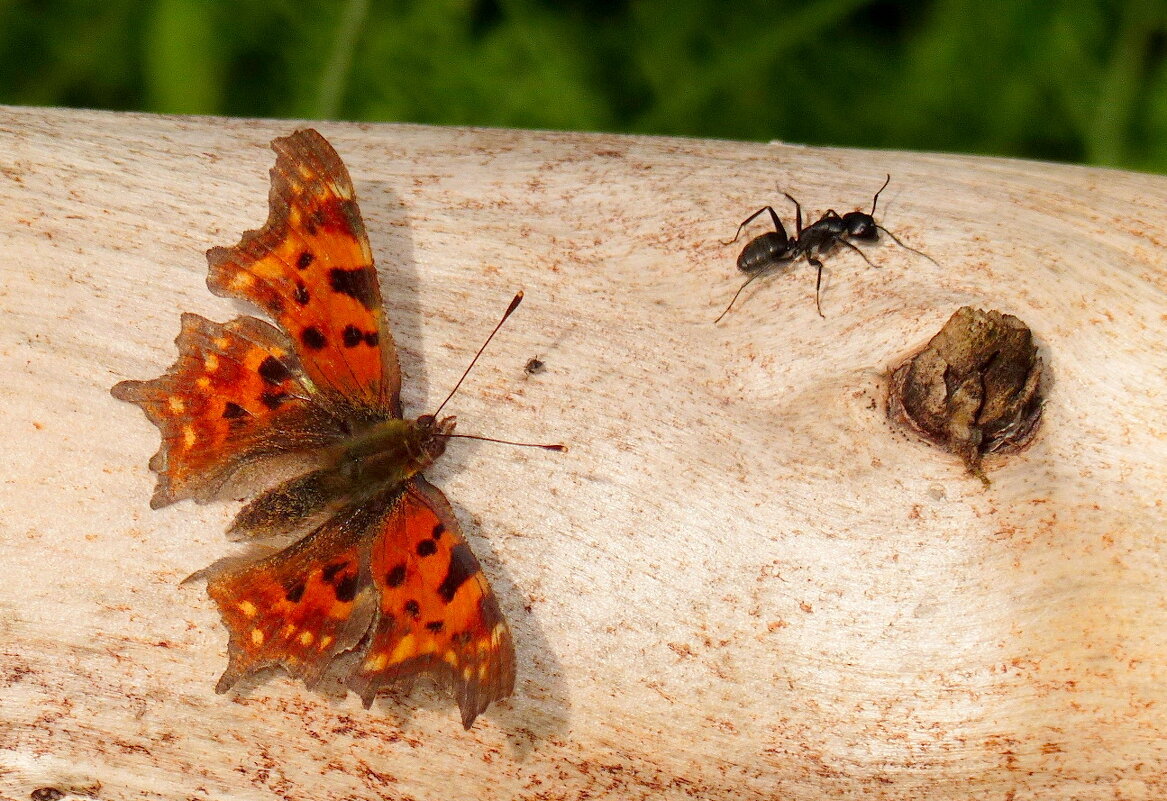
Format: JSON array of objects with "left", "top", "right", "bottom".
[
  {"left": 206, "top": 129, "right": 402, "bottom": 415},
  {"left": 203, "top": 481, "right": 515, "bottom": 728},
  {"left": 203, "top": 501, "right": 379, "bottom": 691},
  {"left": 112, "top": 312, "right": 333, "bottom": 508},
  {"left": 349, "top": 477, "right": 516, "bottom": 729}
]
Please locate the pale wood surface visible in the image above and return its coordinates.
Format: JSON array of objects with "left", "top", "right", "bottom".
[{"left": 2, "top": 105, "right": 1166, "bottom": 800}]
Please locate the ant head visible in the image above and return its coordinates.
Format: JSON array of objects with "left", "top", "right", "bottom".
[
  {"left": 841, "top": 173, "right": 893, "bottom": 241},
  {"left": 841, "top": 211, "right": 878, "bottom": 241}
]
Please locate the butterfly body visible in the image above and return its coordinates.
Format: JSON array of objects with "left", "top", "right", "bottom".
[
  {"left": 114, "top": 130, "right": 514, "bottom": 729},
  {"left": 334, "top": 414, "right": 455, "bottom": 489}
]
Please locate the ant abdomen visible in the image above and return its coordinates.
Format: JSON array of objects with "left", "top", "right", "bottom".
[{"left": 738, "top": 231, "right": 792, "bottom": 275}]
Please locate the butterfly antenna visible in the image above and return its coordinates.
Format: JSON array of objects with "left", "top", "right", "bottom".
[
  {"left": 446, "top": 433, "right": 566, "bottom": 451},
  {"left": 432, "top": 291, "right": 524, "bottom": 420},
  {"left": 714, "top": 273, "right": 762, "bottom": 324},
  {"left": 870, "top": 173, "right": 892, "bottom": 216}
]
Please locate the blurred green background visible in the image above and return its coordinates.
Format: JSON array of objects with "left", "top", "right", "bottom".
[{"left": 2, "top": 0, "right": 1165, "bottom": 172}]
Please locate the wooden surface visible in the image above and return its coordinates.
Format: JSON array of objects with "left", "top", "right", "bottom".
[{"left": 1, "top": 105, "right": 1166, "bottom": 800}]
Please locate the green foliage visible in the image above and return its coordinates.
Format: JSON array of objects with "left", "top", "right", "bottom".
[{"left": 1, "top": 0, "right": 1165, "bottom": 171}]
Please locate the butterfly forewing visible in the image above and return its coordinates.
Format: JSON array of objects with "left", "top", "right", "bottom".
[{"left": 206, "top": 129, "right": 402, "bottom": 416}]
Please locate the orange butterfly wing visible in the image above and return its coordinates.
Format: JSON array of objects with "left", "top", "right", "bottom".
[
  {"left": 206, "top": 129, "right": 401, "bottom": 415},
  {"left": 203, "top": 502, "right": 377, "bottom": 691},
  {"left": 111, "top": 312, "right": 337, "bottom": 507},
  {"left": 349, "top": 477, "right": 515, "bottom": 729},
  {"left": 203, "top": 479, "right": 514, "bottom": 729}
]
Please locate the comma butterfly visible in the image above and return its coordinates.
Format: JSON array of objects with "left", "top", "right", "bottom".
[{"left": 113, "top": 129, "right": 555, "bottom": 728}]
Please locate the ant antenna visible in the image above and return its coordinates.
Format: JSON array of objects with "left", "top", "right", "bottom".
[
  {"left": 874, "top": 225, "right": 939, "bottom": 265},
  {"left": 870, "top": 174, "right": 891, "bottom": 216},
  {"left": 433, "top": 291, "right": 523, "bottom": 420},
  {"left": 869, "top": 174, "right": 939, "bottom": 266},
  {"left": 714, "top": 272, "right": 764, "bottom": 324}
]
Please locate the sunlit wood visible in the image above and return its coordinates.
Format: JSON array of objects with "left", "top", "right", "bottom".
[{"left": 2, "top": 105, "right": 1165, "bottom": 800}]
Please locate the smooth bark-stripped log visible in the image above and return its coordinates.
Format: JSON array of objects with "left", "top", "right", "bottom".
[{"left": 1, "top": 105, "right": 1165, "bottom": 800}]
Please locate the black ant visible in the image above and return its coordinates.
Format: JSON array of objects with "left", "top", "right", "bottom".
[{"left": 714, "top": 175, "right": 936, "bottom": 322}]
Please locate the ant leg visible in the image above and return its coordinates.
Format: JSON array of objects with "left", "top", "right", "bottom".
[
  {"left": 809, "top": 257, "right": 826, "bottom": 318},
  {"left": 721, "top": 206, "right": 786, "bottom": 246},
  {"left": 833, "top": 236, "right": 879, "bottom": 268},
  {"left": 714, "top": 271, "right": 765, "bottom": 324},
  {"left": 782, "top": 193, "right": 804, "bottom": 235},
  {"left": 875, "top": 224, "right": 939, "bottom": 265}
]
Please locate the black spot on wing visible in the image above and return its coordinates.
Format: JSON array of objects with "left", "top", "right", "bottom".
[
  {"left": 296, "top": 251, "right": 315, "bottom": 270},
  {"left": 416, "top": 539, "right": 437, "bottom": 557},
  {"left": 404, "top": 599, "right": 420, "bottom": 619},
  {"left": 258, "top": 355, "right": 292, "bottom": 386},
  {"left": 285, "top": 580, "right": 306, "bottom": 604},
  {"left": 222, "top": 401, "right": 249, "bottom": 419},
  {"left": 342, "top": 324, "right": 363, "bottom": 348},
  {"left": 329, "top": 267, "right": 379, "bottom": 310},
  {"left": 301, "top": 326, "right": 327, "bottom": 350},
  {"left": 293, "top": 282, "right": 310, "bottom": 305},
  {"left": 425, "top": 621, "right": 444, "bottom": 633},
  {"left": 437, "top": 543, "right": 479, "bottom": 603},
  {"left": 334, "top": 573, "right": 359, "bottom": 603},
  {"left": 385, "top": 564, "right": 406, "bottom": 588}
]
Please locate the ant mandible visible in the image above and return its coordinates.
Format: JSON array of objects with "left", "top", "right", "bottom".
[{"left": 714, "top": 175, "right": 936, "bottom": 323}]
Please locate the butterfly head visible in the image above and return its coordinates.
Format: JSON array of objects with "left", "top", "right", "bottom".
[{"left": 414, "top": 413, "right": 457, "bottom": 465}]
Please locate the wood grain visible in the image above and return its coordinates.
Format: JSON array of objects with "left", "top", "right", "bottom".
[{"left": 1, "top": 105, "right": 1165, "bottom": 800}]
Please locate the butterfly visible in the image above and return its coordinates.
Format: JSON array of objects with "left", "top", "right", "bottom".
[{"left": 112, "top": 129, "right": 535, "bottom": 728}]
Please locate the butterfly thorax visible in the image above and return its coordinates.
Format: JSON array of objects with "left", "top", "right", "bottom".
[{"left": 335, "top": 414, "right": 456, "bottom": 490}]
